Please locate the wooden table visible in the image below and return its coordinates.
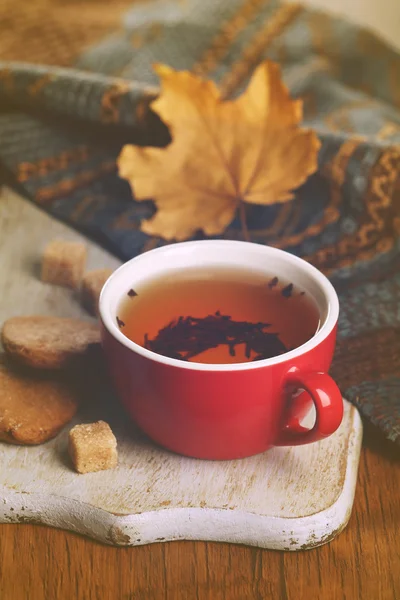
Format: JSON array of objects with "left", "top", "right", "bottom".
[{"left": 0, "top": 190, "right": 399, "bottom": 600}]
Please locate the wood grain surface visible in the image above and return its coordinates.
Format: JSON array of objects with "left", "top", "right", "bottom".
[
  {"left": 0, "top": 189, "right": 399, "bottom": 599},
  {"left": 0, "top": 424, "right": 399, "bottom": 600}
]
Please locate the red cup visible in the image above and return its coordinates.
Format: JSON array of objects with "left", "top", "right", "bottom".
[{"left": 99, "top": 241, "right": 343, "bottom": 460}]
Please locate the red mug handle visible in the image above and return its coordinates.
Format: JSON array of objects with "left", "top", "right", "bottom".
[{"left": 275, "top": 372, "right": 344, "bottom": 446}]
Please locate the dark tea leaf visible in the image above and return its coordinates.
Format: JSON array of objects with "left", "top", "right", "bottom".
[
  {"left": 116, "top": 266, "right": 320, "bottom": 365},
  {"left": 281, "top": 283, "right": 294, "bottom": 298},
  {"left": 268, "top": 277, "right": 279, "bottom": 289},
  {"left": 144, "top": 312, "right": 287, "bottom": 362}
]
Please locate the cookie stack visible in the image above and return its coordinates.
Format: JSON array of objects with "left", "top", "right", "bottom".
[{"left": 0, "top": 239, "right": 117, "bottom": 473}]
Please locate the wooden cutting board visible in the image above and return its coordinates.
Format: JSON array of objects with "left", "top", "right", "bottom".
[{"left": 0, "top": 189, "right": 363, "bottom": 550}]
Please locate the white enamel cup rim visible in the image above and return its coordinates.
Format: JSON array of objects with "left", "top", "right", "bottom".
[{"left": 99, "top": 240, "right": 339, "bottom": 372}]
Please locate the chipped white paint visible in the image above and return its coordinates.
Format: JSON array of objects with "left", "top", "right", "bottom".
[{"left": 0, "top": 189, "right": 363, "bottom": 549}]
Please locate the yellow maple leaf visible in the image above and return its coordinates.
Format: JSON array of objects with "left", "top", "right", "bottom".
[{"left": 118, "top": 61, "right": 320, "bottom": 241}]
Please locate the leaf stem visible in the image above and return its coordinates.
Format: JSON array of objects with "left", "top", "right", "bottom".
[{"left": 239, "top": 200, "right": 250, "bottom": 242}]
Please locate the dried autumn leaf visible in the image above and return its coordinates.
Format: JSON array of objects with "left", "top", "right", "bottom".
[{"left": 118, "top": 61, "right": 320, "bottom": 241}]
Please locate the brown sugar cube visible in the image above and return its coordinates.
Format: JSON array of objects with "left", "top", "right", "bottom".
[
  {"left": 41, "top": 240, "right": 87, "bottom": 288},
  {"left": 68, "top": 421, "right": 118, "bottom": 473},
  {"left": 81, "top": 269, "right": 113, "bottom": 315}
]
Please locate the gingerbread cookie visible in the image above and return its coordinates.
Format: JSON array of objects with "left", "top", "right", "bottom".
[
  {"left": 2, "top": 316, "right": 101, "bottom": 369},
  {"left": 0, "top": 361, "right": 78, "bottom": 445}
]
